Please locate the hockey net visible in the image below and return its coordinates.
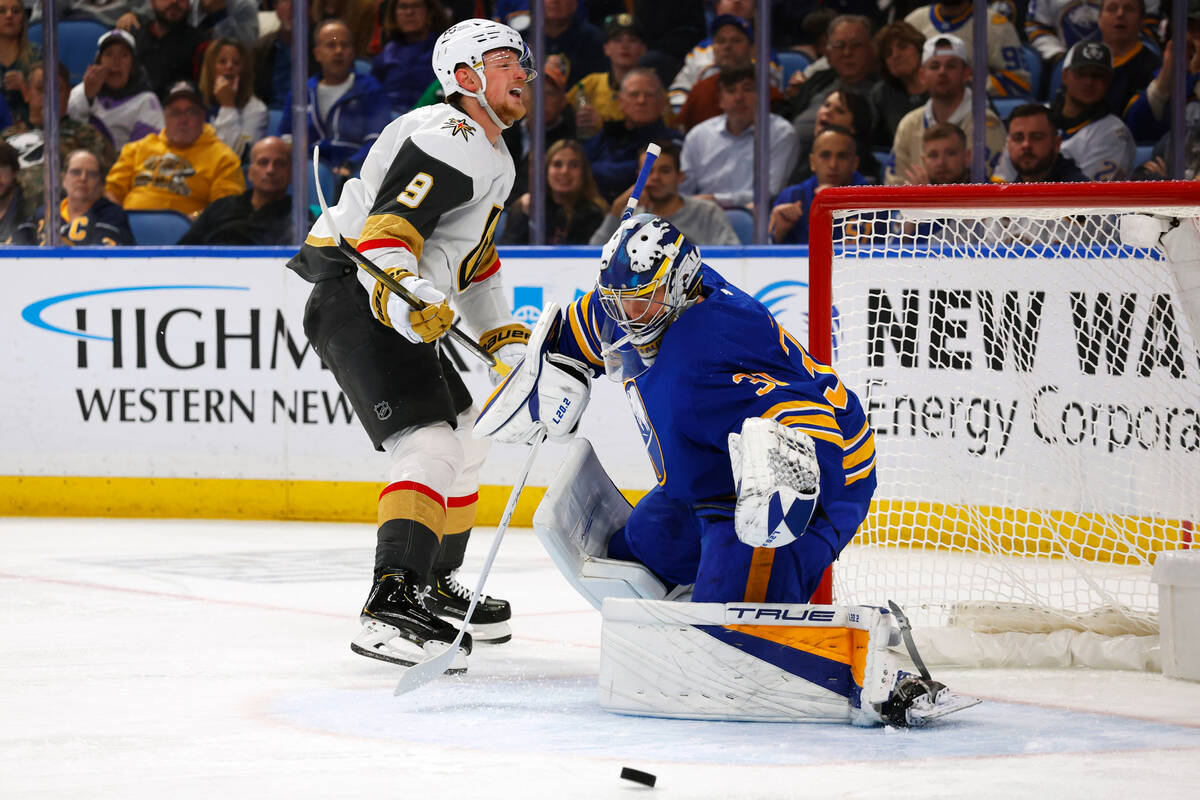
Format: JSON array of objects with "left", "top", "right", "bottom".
[{"left": 808, "top": 182, "right": 1200, "bottom": 670}]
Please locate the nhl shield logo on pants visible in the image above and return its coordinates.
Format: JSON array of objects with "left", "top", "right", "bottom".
[{"left": 375, "top": 401, "right": 392, "bottom": 421}]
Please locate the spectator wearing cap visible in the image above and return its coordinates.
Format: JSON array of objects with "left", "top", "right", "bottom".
[
  {"left": 1094, "top": 0, "right": 1160, "bottom": 118},
  {"left": 567, "top": 13, "right": 649, "bottom": 140},
  {"left": 904, "top": 1, "right": 1030, "bottom": 97},
  {"left": 1124, "top": 3, "right": 1200, "bottom": 142},
  {"left": 996, "top": 103, "right": 1088, "bottom": 183},
  {"left": 105, "top": 80, "right": 245, "bottom": 216},
  {"left": 179, "top": 136, "right": 301, "bottom": 245},
  {"left": 669, "top": 10, "right": 782, "bottom": 117},
  {"left": 783, "top": 15, "right": 880, "bottom": 166},
  {"left": 583, "top": 67, "right": 683, "bottom": 202},
  {"left": 279, "top": 19, "right": 390, "bottom": 178},
  {"left": 69, "top": 29, "right": 164, "bottom": 151},
  {"left": 198, "top": 38, "right": 269, "bottom": 162},
  {"left": 15, "top": 150, "right": 135, "bottom": 246},
  {"left": 0, "top": 138, "right": 30, "bottom": 243},
  {"left": 997, "top": 41, "right": 1136, "bottom": 182},
  {"left": 885, "top": 34, "right": 1005, "bottom": 185},
  {"left": 531, "top": 0, "right": 607, "bottom": 87},
  {"left": 4, "top": 63, "right": 116, "bottom": 219},
  {"left": 130, "top": 0, "right": 209, "bottom": 99},
  {"left": 371, "top": 0, "right": 449, "bottom": 115},
  {"left": 674, "top": 15, "right": 786, "bottom": 133},
  {"left": 679, "top": 65, "right": 798, "bottom": 209},
  {"left": 869, "top": 21, "right": 928, "bottom": 149}
]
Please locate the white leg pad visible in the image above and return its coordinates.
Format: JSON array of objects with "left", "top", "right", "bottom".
[
  {"left": 531, "top": 439, "right": 669, "bottom": 610},
  {"left": 598, "top": 599, "right": 902, "bottom": 724}
]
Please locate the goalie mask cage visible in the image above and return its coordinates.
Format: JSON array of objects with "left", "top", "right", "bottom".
[{"left": 808, "top": 182, "right": 1200, "bottom": 670}]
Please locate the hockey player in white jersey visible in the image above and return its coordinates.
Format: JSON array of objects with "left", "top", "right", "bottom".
[
  {"left": 286, "top": 19, "right": 536, "bottom": 671},
  {"left": 905, "top": 1, "right": 1031, "bottom": 96}
]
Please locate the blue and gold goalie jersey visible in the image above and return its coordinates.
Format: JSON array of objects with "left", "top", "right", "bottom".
[{"left": 559, "top": 265, "right": 877, "bottom": 555}]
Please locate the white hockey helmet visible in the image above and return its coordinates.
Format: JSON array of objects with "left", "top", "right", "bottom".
[{"left": 432, "top": 19, "right": 536, "bottom": 113}]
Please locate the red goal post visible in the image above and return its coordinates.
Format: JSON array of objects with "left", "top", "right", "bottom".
[{"left": 806, "top": 182, "right": 1200, "bottom": 667}]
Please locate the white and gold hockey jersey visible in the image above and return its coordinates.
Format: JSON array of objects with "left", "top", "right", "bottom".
[
  {"left": 1025, "top": 1, "right": 1160, "bottom": 61},
  {"left": 290, "top": 103, "right": 517, "bottom": 338},
  {"left": 993, "top": 113, "right": 1136, "bottom": 181},
  {"left": 905, "top": 2, "right": 1031, "bottom": 97}
]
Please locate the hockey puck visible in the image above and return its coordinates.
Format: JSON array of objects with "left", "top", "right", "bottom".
[{"left": 620, "top": 767, "right": 656, "bottom": 787}]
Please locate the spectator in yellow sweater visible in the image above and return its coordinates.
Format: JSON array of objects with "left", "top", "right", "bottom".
[{"left": 105, "top": 80, "right": 245, "bottom": 217}]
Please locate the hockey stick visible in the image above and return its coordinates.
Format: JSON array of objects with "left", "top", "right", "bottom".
[
  {"left": 393, "top": 431, "right": 546, "bottom": 695},
  {"left": 311, "top": 147, "right": 509, "bottom": 377},
  {"left": 621, "top": 142, "right": 661, "bottom": 222}
]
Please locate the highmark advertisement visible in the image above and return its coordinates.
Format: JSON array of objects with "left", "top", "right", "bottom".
[{"left": 3, "top": 248, "right": 812, "bottom": 517}]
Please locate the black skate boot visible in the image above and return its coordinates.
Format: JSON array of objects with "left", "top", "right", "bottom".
[
  {"left": 351, "top": 570, "right": 472, "bottom": 672},
  {"left": 423, "top": 569, "right": 512, "bottom": 644},
  {"left": 877, "top": 672, "right": 980, "bottom": 726}
]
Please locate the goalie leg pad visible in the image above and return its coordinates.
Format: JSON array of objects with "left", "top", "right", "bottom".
[
  {"left": 531, "top": 439, "right": 669, "bottom": 610},
  {"left": 728, "top": 417, "right": 820, "bottom": 549},
  {"left": 598, "top": 599, "right": 901, "bottom": 723}
]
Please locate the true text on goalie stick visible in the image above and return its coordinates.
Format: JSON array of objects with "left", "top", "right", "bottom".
[{"left": 311, "top": 146, "right": 510, "bottom": 377}]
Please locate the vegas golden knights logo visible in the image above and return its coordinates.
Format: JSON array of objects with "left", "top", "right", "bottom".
[{"left": 441, "top": 117, "right": 477, "bottom": 140}]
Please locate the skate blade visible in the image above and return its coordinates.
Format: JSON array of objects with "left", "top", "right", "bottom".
[
  {"left": 907, "top": 690, "right": 981, "bottom": 725},
  {"left": 466, "top": 619, "right": 512, "bottom": 645},
  {"left": 352, "top": 622, "right": 469, "bottom": 673}
]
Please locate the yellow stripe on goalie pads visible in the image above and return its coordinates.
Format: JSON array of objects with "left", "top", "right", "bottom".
[{"left": 598, "top": 599, "right": 900, "bottom": 723}]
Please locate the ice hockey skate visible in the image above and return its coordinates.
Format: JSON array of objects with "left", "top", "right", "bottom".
[
  {"left": 351, "top": 571, "right": 472, "bottom": 672},
  {"left": 878, "top": 673, "right": 981, "bottom": 727},
  {"left": 423, "top": 569, "right": 513, "bottom": 644}
]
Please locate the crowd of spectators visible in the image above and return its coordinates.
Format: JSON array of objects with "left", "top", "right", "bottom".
[{"left": 5, "top": 0, "right": 1200, "bottom": 247}]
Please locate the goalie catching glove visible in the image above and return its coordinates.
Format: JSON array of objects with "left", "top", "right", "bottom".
[
  {"left": 475, "top": 303, "right": 591, "bottom": 444},
  {"left": 728, "top": 417, "right": 820, "bottom": 548}
]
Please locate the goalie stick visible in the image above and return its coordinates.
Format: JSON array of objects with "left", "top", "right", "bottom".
[
  {"left": 394, "top": 431, "right": 546, "bottom": 695},
  {"left": 621, "top": 142, "right": 660, "bottom": 221},
  {"left": 310, "top": 147, "right": 509, "bottom": 376}
]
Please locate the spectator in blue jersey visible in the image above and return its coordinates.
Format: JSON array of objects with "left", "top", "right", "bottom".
[
  {"left": 278, "top": 19, "right": 391, "bottom": 178},
  {"left": 1093, "top": 0, "right": 1161, "bottom": 117},
  {"left": 769, "top": 125, "right": 868, "bottom": 245},
  {"left": 583, "top": 67, "right": 683, "bottom": 202},
  {"left": 372, "top": 0, "right": 449, "bottom": 115},
  {"left": 14, "top": 149, "right": 135, "bottom": 246}
]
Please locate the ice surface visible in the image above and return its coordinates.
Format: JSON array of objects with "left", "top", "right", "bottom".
[{"left": 1, "top": 517, "right": 1198, "bottom": 799}]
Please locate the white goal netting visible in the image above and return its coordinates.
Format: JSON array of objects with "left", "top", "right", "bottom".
[{"left": 819, "top": 191, "right": 1200, "bottom": 667}]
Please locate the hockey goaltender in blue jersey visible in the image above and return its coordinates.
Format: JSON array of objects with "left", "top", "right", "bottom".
[{"left": 551, "top": 258, "right": 876, "bottom": 604}]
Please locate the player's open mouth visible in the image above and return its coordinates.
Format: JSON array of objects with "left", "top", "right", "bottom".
[{"left": 510, "top": 87, "right": 523, "bottom": 98}]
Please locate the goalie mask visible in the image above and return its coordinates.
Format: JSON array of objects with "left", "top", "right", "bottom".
[
  {"left": 432, "top": 19, "right": 536, "bottom": 130},
  {"left": 597, "top": 214, "right": 702, "bottom": 365}
]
